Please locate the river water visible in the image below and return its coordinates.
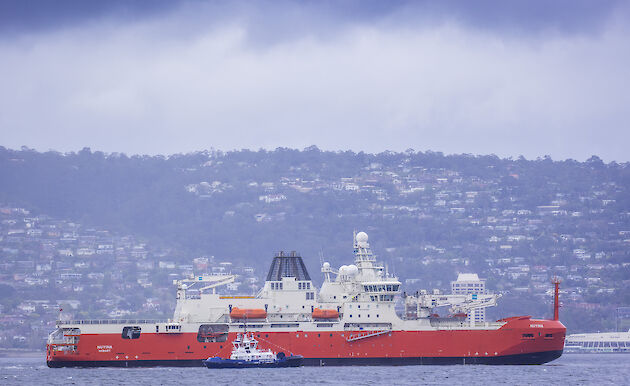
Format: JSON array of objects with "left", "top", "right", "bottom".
[{"left": 1, "top": 353, "right": 628, "bottom": 385}]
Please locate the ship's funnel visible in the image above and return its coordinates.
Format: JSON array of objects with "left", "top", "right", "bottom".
[{"left": 266, "top": 250, "right": 311, "bottom": 281}]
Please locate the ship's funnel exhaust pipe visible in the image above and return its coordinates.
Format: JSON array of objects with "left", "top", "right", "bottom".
[{"left": 552, "top": 277, "right": 561, "bottom": 321}]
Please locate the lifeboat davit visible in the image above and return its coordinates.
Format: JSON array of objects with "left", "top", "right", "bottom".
[
  {"left": 312, "top": 308, "right": 339, "bottom": 319},
  {"left": 230, "top": 308, "right": 267, "bottom": 319}
]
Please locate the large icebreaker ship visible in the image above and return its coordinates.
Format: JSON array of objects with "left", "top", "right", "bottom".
[{"left": 47, "top": 232, "right": 565, "bottom": 367}]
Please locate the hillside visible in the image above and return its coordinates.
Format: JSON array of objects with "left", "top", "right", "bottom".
[{"left": 1, "top": 146, "right": 629, "bottom": 347}]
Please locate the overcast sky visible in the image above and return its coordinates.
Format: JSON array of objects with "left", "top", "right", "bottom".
[{"left": 1, "top": 0, "right": 629, "bottom": 161}]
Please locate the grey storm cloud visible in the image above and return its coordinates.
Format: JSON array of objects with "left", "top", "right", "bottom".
[{"left": 1, "top": 0, "right": 629, "bottom": 161}]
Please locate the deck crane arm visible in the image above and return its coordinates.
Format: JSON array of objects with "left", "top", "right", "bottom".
[{"left": 405, "top": 292, "right": 501, "bottom": 318}]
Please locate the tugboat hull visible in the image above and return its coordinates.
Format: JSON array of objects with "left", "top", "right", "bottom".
[{"left": 203, "top": 355, "right": 303, "bottom": 368}]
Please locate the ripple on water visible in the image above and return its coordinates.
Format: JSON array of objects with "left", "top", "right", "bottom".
[{"left": 0, "top": 354, "right": 628, "bottom": 386}]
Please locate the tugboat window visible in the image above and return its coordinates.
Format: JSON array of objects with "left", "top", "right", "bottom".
[{"left": 122, "top": 326, "right": 141, "bottom": 339}]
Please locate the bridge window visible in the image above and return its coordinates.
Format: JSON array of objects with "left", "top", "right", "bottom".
[{"left": 122, "top": 326, "right": 141, "bottom": 339}]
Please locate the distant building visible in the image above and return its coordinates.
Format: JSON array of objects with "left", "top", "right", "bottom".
[{"left": 451, "top": 273, "right": 486, "bottom": 323}]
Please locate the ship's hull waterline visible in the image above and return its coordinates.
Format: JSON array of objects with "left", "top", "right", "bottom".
[{"left": 48, "top": 351, "right": 564, "bottom": 367}]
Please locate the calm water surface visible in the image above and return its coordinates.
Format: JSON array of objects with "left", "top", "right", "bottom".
[{"left": 1, "top": 354, "right": 628, "bottom": 385}]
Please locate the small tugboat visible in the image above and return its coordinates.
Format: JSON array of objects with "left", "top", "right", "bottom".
[{"left": 203, "top": 332, "right": 303, "bottom": 368}]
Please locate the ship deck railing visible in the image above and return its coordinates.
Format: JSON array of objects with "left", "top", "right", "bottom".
[
  {"left": 57, "top": 319, "right": 169, "bottom": 325},
  {"left": 428, "top": 320, "right": 503, "bottom": 329}
]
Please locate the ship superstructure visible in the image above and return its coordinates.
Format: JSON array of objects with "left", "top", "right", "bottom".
[{"left": 47, "top": 231, "right": 566, "bottom": 367}]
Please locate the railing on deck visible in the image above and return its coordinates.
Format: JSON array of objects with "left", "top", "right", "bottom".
[{"left": 57, "top": 319, "right": 169, "bottom": 325}]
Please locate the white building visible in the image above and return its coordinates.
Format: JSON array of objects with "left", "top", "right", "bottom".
[{"left": 451, "top": 273, "right": 486, "bottom": 323}]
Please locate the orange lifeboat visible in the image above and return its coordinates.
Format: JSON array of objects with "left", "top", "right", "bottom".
[
  {"left": 230, "top": 308, "right": 267, "bottom": 319},
  {"left": 312, "top": 308, "right": 339, "bottom": 319}
]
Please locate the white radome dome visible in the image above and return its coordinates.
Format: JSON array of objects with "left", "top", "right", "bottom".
[
  {"left": 323, "top": 262, "right": 331, "bottom": 269},
  {"left": 347, "top": 264, "right": 359, "bottom": 276},
  {"left": 339, "top": 265, "right": 348, "bottom": 274},
  {"left": 356, "top": 231, "right": 369, "bottom": 245}
]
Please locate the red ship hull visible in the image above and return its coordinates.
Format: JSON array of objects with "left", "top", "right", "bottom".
[{"left": 47, "top": 317, "right": 565, "bottom": 367}]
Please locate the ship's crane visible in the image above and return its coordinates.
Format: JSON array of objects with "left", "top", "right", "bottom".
[
  {"left": 175, "top": 274, "right": 236, "bottom": 295},
  {"left": 404, "top": 291, "right": 501, "bottom": 322}
]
